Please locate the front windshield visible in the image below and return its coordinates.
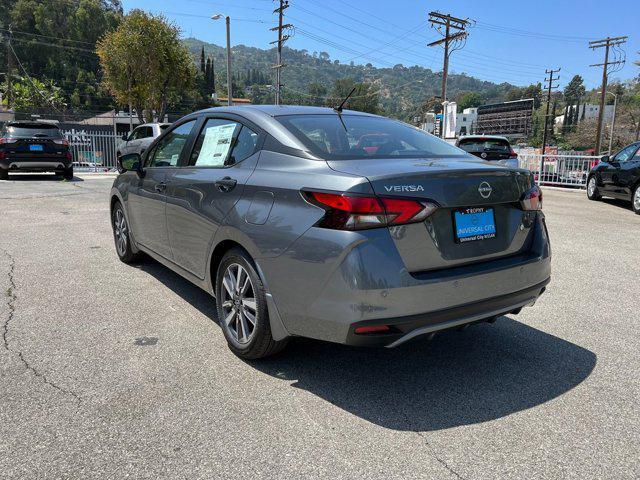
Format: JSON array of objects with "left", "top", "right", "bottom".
[{"left": 276, "top": 114, "right": 465, "bottom": 160}]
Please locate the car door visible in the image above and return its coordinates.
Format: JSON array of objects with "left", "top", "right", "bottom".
[
  {"left": 165, "top": 115, "right": 263, "bottom": 279},
  {"left": 136, "top": 126, "right": 155, "bottom": 156},
  {"left": 127, "top": 119, "right": 198, "bottom": 260},
  {"left": 600, "top": 145, "right": 635, "bottom": 195},
  {"left": 122, "top": 127, "right": 144, "bottom": 156},
  {"left": 617, "top": 145, "right": 640, "bottom": 198},
  {"left": 607, "top": 145, "right": 638, "bottom": 196}
]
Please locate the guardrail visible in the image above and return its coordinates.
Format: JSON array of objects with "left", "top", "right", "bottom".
[
  {"left": 61, "top": 129, "right": 120, "bottom": 172},
  {"left": 517, "top": 154, "right": 600, "bottom": 188}
]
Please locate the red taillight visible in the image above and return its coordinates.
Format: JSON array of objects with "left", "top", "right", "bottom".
[
  {"left": 0, "top": 151, "right": 5, "bottom": 159},
  {"left": 65, "top": 151, "right": 73, "bottom": 160},
  {"left": 0, "top": 138, "right": 16, "bottom": 145},
  {"left": 354, "top": 325, "right": 390, "bottom": 334},
  {"left": 520, "top": 185, "right": 543, "bottom": 211},
  {"left": 53, "top": 138, "right": 70, "bottom": 146},
  {"left": 304, "top": 191, "right": 437, "bottom": 230},
  {"left": 590, "top": 159, "right": 599, "bottom": 169},
  {"left": 510, "top": 149, "right": 518, "bottom": 158}
]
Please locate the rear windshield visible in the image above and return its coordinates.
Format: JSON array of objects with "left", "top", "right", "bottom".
[
  {"left": 458, "top": 138, "right": 510, "bottom": 153},
  {"left": 276, "top": 114, "right": 464, "bottom": 160},
  {"left": 3, "top": 123, "right": 61, "bottom": 138}
]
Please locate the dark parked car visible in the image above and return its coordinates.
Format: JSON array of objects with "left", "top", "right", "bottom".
[
  {"left": 455, "top": 135, "right": 519, "bottom": 169},
  {"left": 0, "top": 122, "right": 73, "bottom": 180},
  {"left": 110, "top": 106, "right": 550, "bottom": 359},
  {"left": 587, "top": 141, "right": 640, "bottom": 214}
]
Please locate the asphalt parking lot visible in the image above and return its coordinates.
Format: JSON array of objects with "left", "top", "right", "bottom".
[{"left": 1, "top": 174, "right": 638, "bottom": 479}]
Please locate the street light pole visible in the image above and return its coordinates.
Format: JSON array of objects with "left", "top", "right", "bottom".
[
  {"left": 608, "top": 93, "right": 617, "bottom": 156},
  {"left": 598, "top": 90, "right": 617, "bottom": 156},
  {"left": 212, "top": 14, "right": 232, "bottom": 106}
]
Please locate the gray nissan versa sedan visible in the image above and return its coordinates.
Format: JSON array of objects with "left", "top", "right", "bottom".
[{"left": 110, "top": 106, "right": 550, "bottom": 359}]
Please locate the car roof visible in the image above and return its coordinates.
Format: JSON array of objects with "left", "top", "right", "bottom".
[
  {"left": 195, "top": 105, "right": 378, "bottom": 118},
  {"left": 458, "top": 135, "right": 510, "bottom": 142},
  {"left": 5, "top": 121, "right": 59, "bottom": 128}
]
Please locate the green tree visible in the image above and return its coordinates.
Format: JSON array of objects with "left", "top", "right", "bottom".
[
  {"left": 456, "top": 91, "right": 484, "bottom": 111},
  {"left": 329, "top": 77, "right": 380, "bottom": 114},
  {"left": 6, "top": 76, "right": 65, "bottom": 110},
  {"left": 97, "top": 10, "right": 197, "bottom": 122}
]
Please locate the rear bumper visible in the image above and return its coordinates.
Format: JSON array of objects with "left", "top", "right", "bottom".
[
  {"left": 259, "top": 212, "right": 551, "bottom": 346},
  {"left": 1, "top": 158, "right": 71, "bottom": 172},
  {"left": 346, "top": 278, "right": 549, "bottom": 347}
]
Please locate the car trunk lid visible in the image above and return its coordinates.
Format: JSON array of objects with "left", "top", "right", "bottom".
[{"left": 327, "top": 157, "right": 536, "bottom": 272}]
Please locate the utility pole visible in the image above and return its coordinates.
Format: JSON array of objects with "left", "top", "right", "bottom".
[
  {"left": 427, "top": 12, "right": 470, "bottom": 137},
  {"left": 270, "top": 0, "right": 292, "bottom": 105},
  {"left": 4, "top": 26, "right": 13, "bottom": 110},
  {"left": 589, "top": 36, "right": 627, "bottom": 155},
  {"left": 540, "top": 68, "right": 560, "bottom": 179}
]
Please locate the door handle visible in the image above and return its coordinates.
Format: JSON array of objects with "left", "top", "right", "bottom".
[
  {"left": 215, "top": 176, "right": 237, "bottom": 192},
  {"left": 154, "top": 182, "right": 167, "bottom": 193}
]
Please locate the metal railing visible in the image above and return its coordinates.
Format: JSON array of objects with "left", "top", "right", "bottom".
[
  {"left": 61, "top": 129, "right": 120, "bottom": 172},
  {"left": 517, "top": 154, "right": 601, "bottom": 188}
]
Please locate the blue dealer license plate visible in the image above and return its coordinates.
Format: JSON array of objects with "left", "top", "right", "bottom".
[
  {"left": 454, "top": 207, "right": 496, "bottom": 243},
  {"left": 30, "top": 144, "right": 44, "bottom": 151}
]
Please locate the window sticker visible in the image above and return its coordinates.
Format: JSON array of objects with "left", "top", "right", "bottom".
[{"left": 196, "top": 123, "right": 237, "bottom": 166}]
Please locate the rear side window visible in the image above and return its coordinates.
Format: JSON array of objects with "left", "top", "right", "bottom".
[
  {"left": 276, "top": 114, "right": 463, "bottom": 160},
  {"left": 458, "top": 138, "right": 511, "bottom": 153},
  {"left": 3, "top": 123, "right": 61, "bottom": 138},
  {"left": 189, "top": 118, "right": 259, "bottom": 167}
]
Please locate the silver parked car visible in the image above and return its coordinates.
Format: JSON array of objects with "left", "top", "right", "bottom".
[
  {"left": 110, "top": 106, "right": 550, "bottom": 359},
  {"left": 117, "top": 123, "right": 169, "bottom": 160}
]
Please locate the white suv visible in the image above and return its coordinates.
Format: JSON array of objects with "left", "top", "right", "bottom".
[{"left": 117, "top": 123, "right": 169, "bottom": 159}]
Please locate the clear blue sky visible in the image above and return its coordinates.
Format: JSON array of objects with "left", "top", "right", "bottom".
[{"left": 122, "top": 0, "right": 638, "bottom": 89}]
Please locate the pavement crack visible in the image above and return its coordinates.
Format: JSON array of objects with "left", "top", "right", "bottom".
[
  {"left": 400, "top": 410, "right": 467, "bottom": 480},
  {"left": 2, "top": 250, "right": 81, "bottom": 405}
]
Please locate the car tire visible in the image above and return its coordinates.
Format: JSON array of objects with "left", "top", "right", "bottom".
[
  {"left": 215, "top": 248, "right": 288, "bottom": 359},
  {"left": 111, "top": 201, "right": 143, "bottom": 264},
  {"left": 0, "top": 170, "right": 8, "bottom": 180},
  {"left": 63, "top": 167, "right": 74, "bottom": 181},
  {"left": 632, "top": 184, "right": 640, "bottom": 215},
  {"left": 587, "top": 175, "right": 601, "bottom": 201}
]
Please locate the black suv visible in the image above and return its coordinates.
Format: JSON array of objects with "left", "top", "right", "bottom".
[
  {"left": 0, "top": 122, "right": 73, "bottom": 180},
  {"left": 587, "top": 141, "right": 640, "bottom": 214}
]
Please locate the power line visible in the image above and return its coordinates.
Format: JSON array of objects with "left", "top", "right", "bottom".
[{"left": 589, "top": 36, "right": 627, "bottom": 154}]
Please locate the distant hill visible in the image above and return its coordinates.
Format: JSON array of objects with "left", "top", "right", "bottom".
[{"left": 183, "top": 38, "right": 518, "bottom": 120}]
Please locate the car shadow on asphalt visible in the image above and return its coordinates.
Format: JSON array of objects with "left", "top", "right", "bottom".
[
  {"left": 601, "top": 197, "right": 633, "bottom": 213},
  {"left": 136, "top": 259, "right": 596, "bottom": 433},
  {"left": 5, "top": 173, "right": 84, "bottom": 182}
]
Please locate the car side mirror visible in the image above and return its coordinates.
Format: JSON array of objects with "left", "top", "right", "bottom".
[
  {"left": 600, "top": 155, "right": 610, "bottom": 163},
  {"left": 118, "top": 153, "right": 143, "bottom": 175},
  {"left": 122, "top": 133, "right": 129, "bottom": 141}
]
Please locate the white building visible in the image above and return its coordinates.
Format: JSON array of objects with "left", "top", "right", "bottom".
[
  {"left": 456, "top": 108, "right": 477, "bottom": 136},
  {"left": 554, "top": 103, "right": 614, "bottom": 129}
]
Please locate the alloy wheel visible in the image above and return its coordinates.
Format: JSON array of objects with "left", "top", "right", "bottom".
[
  {"left": 220, "top": 263, "right": 257, "bottom": 345},
  {"left": 634, "top": 187, "right": 640, "bottom": 211},
  {"left": 114, "top": 208, "right": 128, "bottom": 256},
  {"left": 588, "top": 177, "right": 596, "bottom": 197}
]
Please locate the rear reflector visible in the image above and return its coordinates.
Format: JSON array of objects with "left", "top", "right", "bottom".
[
  {"left": 304, "top": 191, "right": 437, "bottom": 231},
  {"left": 520, "top": 185, "right": 543, "bottom": 211},
  {"left": 354, "top": 325, "right": 390, "bottom": 334}
]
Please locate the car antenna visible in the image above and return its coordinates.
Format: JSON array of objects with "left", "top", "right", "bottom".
[{"left": 334, "top": 86, "right": 357, "bottom": 113}]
